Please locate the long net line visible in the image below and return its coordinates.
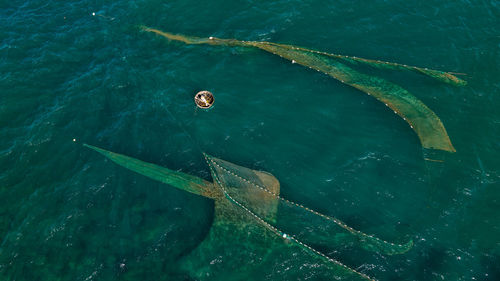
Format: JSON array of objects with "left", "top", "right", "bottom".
[
  {"left": 258, "top": 41, "right": 467, "bottom": 86},
  {"left": 204, "top": 153, "right": 375, "bottom": 281},
  {"left": 141, "top": 27, "right": 466, "bottom": 87},
  {"left": 142, "top": 27, "right": 465, "bottom": 154}
]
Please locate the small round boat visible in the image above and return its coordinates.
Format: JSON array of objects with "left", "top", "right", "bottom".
[{"left": 194, "top": 90, "right": 214, "bottom": 109}]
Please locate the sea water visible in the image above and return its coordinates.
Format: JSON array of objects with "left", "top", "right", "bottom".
[{"left": 1, "top": 0, "right": 499, "bottom": 280}]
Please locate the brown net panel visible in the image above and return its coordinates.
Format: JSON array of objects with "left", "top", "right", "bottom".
[{"left": 143, "top": 27, "right": 466, "bottom": 153}]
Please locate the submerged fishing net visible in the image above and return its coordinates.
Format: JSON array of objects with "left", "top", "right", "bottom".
[
  {"left": 143, "top": 27, "right": 466, "bottom": 153},
  {"left": 85, "top": 144, "right": 413, "bottom": 280},
  {"left": 204, "top": 154, "right": 413, "bottom": 280},
  {"left": 83, "top": 144, "right": 216, "bottom": 198}
]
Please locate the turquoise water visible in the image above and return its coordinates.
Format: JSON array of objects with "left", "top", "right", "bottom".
[{"left": 1, "top": 0, "right": 499, "bottom": 280}]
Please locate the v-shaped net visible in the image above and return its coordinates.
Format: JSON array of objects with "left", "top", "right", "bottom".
[{"left": 205, "top": 154, "right": 413, "bottom": 281}]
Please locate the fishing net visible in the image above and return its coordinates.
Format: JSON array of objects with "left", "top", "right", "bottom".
[
  {"left": 85, "top": 144, "right": 414, "bottom": 280},
  {"left": 203, "top": 153, "right": 413, "bottom": 280},
  {"left": 85, "top": 144, "right": 378, "bottom": 280},
  {"left": 143, "top": 27, "right": 466, "bottom": 153},
  {"left": 181, "top": 195, "right": 371, "bottom": 281},
  {"left": 82, "top": 144, "right": 216, "bottom": 198}
]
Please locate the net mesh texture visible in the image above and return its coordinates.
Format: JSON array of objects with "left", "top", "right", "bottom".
[
  {"left": 204, "top": 154, "right": 413, "bottom": 281},
  {"left": 143, "top": 27, "right": 466, "bottom": 154}
]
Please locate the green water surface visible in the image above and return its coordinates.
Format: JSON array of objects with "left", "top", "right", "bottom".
[{"left": 1, "top": 0, "right": 499, "bottom": 280}]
